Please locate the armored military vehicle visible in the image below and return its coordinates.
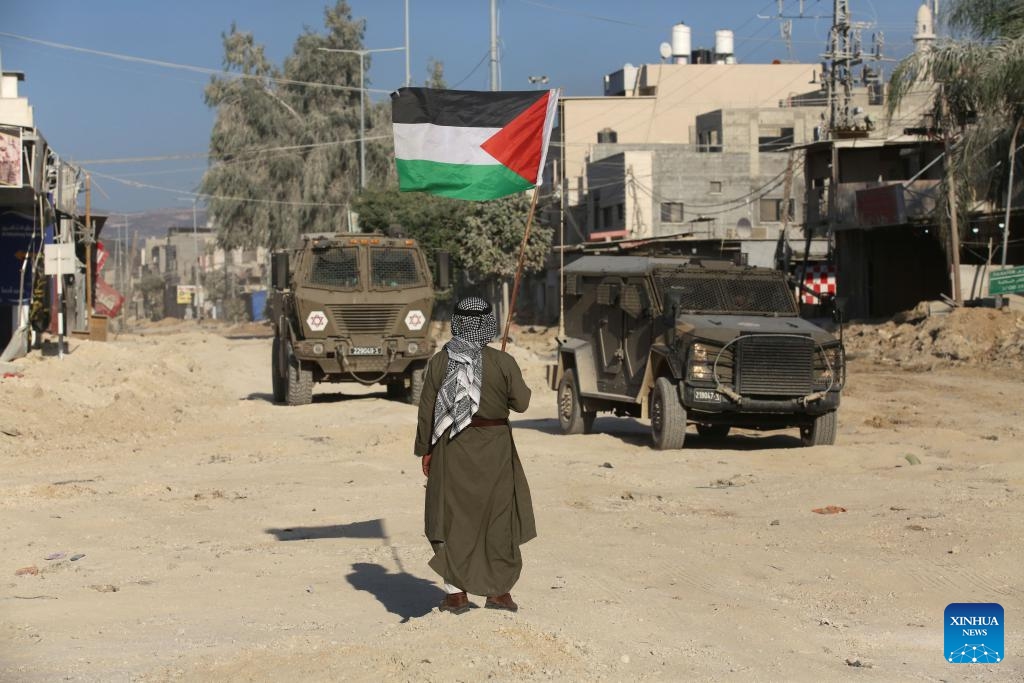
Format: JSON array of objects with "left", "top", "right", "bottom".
[
  {"left": 552, "top": 255, "right": 844, "bottom": 449},
  {"left": 267, "top": 232, "right": 445, "bottom": 405}
]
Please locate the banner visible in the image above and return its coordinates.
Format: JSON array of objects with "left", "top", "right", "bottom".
[{"left": 0, "top": 128, "right": 22, "bottom": 187}]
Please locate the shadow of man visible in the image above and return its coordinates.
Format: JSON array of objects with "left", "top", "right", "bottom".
[{"left": 346, "top": 562, "right": 445, "bottom": 623}]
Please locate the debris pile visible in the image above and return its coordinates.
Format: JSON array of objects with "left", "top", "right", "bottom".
[{"left": 844, "top": 306, "right": 1024, "bottom": 370}]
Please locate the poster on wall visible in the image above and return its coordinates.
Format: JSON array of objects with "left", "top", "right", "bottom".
[{"left": 0, "top": 128, "right": 23, "bottom": 187}]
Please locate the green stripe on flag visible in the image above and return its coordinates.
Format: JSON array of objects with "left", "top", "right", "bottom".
[{"left": 395, "top": 159, "right": 533, "bottom": 201}]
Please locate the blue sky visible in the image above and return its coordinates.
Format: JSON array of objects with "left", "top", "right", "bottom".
[{"left": 0, "top": 0, "right": 930, "bottom": 214}]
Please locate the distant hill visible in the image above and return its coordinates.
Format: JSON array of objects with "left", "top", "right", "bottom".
[{"left": 97, "top": 207, "right": 210, "bottom": 243}]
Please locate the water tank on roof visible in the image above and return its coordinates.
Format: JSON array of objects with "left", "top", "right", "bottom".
[
  {"left": 597, "top": 128, "right": 618, "bottom": 143},
  {"left": 671, "top": 22, "right": 691, "bottom": 64},
  {"left": 691, "top": 48, "right": 713, "bottom": 65},
  {"left": 715, "top": 30, "right": 735, "bottom": 64}
]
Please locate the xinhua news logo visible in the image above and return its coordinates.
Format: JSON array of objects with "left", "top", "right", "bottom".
[{"left": 945, "top": 603, "right": 1004, "bottom": 664}]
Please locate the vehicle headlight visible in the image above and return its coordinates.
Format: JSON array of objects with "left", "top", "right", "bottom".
[
  {"left": 815, "top": 345, "right": 843, "bottom": 382},
  {"left": 407, "top": 341, "right": 419, "bottom": 354},
  {"left": 691, "top": 343, "right": 711, "bottom": 362},
  {"left": 689, "top": 362, "right": 714, "bottom": 380}
]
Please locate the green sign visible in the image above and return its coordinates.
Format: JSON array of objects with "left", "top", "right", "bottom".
[{"left": 989, "top": 266, "right": 1024, "bottom": 295}]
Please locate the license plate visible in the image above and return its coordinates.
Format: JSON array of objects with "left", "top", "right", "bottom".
[
  {"left": 349, "top": 346, "right": 381, "bottom": 356},
  {"left": 694, "top": 389, "right": 721, "bottom": 402}
]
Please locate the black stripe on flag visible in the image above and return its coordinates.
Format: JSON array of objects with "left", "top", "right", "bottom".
[{"left": 391, "top": 87, "right": 546, "bottom": 127}]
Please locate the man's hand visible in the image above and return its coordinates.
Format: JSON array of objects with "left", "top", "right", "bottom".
[{"left": 421, "top": 453, "right": 432, "bottom": 477}]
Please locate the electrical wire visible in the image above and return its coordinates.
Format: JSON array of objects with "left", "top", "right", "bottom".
[{"left": 0, "top": 31, "right": 392, "bottom": 95}]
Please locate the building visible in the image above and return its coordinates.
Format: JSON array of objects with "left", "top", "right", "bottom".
[{"left": 1, "top": 53, "right": 94, "bottom": 355}]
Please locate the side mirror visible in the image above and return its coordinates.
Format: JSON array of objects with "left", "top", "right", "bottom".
[
  {"left": 662, "top": 291, "right": 682, "bottom": 325},
  {"left": 271, "top": 252, "right": 289, "bottom": 290},
  {"left": 436, "top": 251, "right": 450, "bottom": 290}
]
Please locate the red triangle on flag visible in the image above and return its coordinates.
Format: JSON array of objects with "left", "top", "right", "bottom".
[{"left": 480, "top": 91, "right": 550, "bottom": 184}]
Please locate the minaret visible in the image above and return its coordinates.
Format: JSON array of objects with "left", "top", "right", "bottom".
[{"left": 913, "top": 1, "right": 935, "bottom": 52}]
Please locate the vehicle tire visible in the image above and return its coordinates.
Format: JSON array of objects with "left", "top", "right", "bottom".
[
  {"left": 557, "top": 369, "right": 595, "bottom": 435},
  {"left": 697, "top": 424, "right": 730, "bottom": 439},
  {"left": 284, "top": 339, "right": 313, "bottom": 406},
  {"left": 408, "top": 367, "right": 425, "bottom": 406},
  {"left": 271, "top": 335, "right": 286, "bottom": 404},
  {"left": 800, "top": 411, "right": 837, "bottom": 446},
  {"left": 651, "top": 377, "right": 687, "bottom": 450}
]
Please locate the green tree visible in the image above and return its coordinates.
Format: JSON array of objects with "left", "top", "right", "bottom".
[
  {"left": 458, "top": 192, "right": 552, "bottom": 282},
  {"left": 426, "top": 58, "right": 447, "bottom": 88},
  {"left": 202, "top": 25, "right": 302, "bottom": 251},
  {"left": 203, "top": 2, "right": 384, "bottom": 250},
  {"left": 889, "top": 0, "right": 1024, "bottom": 263}
]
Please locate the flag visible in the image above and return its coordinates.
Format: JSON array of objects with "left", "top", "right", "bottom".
[{"left": 391, "top": 87, "right": 559, "bottom": 201}]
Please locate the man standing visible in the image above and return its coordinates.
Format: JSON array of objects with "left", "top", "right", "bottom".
[{"left": 413, "top": 296, "right": 536, "bottom": 614}]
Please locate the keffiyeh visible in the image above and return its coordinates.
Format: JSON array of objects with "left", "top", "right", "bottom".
[{"left": 431, "top": 297, "right": 498, "bottom": 446}]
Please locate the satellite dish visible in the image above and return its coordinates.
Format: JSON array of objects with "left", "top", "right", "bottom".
[
  {"left": 736, "top": 218, "right": 752, "bottom": 239},
  {"left": 659, "top": 42, "right": 672, "bottom": 60}
]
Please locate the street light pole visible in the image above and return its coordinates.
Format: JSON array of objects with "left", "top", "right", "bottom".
[
  {"left": 192, "top": 197, "right": 199, "bottom": 319},
  {"left": 318, "top": 46, "right": 404, "bottom": 191}
]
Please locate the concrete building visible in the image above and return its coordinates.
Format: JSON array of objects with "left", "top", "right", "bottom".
[{"left": 1, "top": 53, "right": 91, "bottom": 353}]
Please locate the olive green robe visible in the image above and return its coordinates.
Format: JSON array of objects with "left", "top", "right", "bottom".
[{"left": 413, "top": 346, "right": 537, "bottom": 596}]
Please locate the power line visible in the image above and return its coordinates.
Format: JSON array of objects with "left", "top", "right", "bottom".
[{"left": 0, "top": 31, "right": 393, "bottom": 95}]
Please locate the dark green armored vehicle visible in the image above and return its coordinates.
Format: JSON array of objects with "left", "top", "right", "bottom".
[
  {"left": 267, "top": 232, "right": 443, "bottom": 405},
  {"left": 552, "top": 255, "right": 844, "bottom": 449}
]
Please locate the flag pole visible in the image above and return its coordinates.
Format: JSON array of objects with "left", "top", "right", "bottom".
[{"left": 500, "top": 186, "right": 541, "bottom": 352}]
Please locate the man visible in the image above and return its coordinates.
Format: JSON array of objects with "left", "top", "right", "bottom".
[{"left": 413, "top": 296, "right": 536, "bottom": 614}]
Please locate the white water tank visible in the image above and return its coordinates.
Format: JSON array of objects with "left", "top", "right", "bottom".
[
  {"left": 715, "top": 30, "right": 735, "bottom": 63},
  {"left": 671, "top": 22, "right": 692, "bottom": 64}
]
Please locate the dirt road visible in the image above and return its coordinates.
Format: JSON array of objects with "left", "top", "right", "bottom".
[{"left": 1, "top": 322, "right": 1021, "bottom": 681}]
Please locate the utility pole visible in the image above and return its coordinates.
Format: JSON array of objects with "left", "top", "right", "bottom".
[
  {"left": 405, "top": 0, "right": 411, "bottom": 87},
  {"left": 318, "top": 46, "right": 404, "bottom": 190},
  {"left": 85, "top": 173, "right": 93, "bottom": 323},
  {"left": 941, "top": 85, "right": 964, "bottom": 306},
  {"left": 490, "top": 0, "right": 499, "bottom": 92}
]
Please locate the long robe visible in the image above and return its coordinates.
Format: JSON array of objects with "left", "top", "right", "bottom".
[{"left": 413, "top": 345, "right": 537, "bottom": 596}]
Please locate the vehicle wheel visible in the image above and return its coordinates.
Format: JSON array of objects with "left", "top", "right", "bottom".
[
  {"left": 557, "top": 369, "right": 595, "bottom": 435},
  {"left": 408, "top": 367, "right": 425, "bottom": 406},
  {"left": 697, "top": 424, "right": 730, "bottom": 439},
  {"left": 271, "top": 335, "right": 286, "bottom": 404},
  {"left": 651, "top": 377, "right": 687, "bottom": 450},
  {"left": 284, "top": 339, "right": 313, "bottom": 406},
  {"left": 800, "top": 411, "right": 837, "bottom": 446}
]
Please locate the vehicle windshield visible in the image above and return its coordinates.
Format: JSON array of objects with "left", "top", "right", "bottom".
[
  {"left": 370, "top": 247, "right": 424, "bottom": 289},
  {"left": 309, "top": 247, "right": 360, "bottom": 289},
  {"left": 655, "top": 272, "right": 797, "bottom": 315}
]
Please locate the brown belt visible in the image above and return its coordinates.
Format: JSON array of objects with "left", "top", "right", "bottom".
[{"left": 469, "top": 416, "right": 509, "bottom": 427}]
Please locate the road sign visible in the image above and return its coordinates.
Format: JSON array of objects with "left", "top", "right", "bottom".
[
  {"left": 989, "top": 266, "right": 1024, "bottom": 296},
  {"left": 44, "top": 243, "right": 77, "bottom": 273}
]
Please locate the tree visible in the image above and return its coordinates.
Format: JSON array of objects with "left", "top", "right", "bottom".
[
  {"left": 203, "top": 2, "right": 385, "bottom": 250},
  {"left": 426, "top": 58, "right": 447, "bottom": 88},
  {"left": 202, "top": 25, "right": 303, "bottom": 251},
  {"left": 889, "top": 0, "right": 1024, "bottom": 269},
  {"left": 458, "top": 193, "right": 552, "bottom": 282}
]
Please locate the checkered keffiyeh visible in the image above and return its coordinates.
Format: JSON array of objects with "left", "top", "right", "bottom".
[{"left": 431, "top": 297, "right": 498, "bottom": 446}]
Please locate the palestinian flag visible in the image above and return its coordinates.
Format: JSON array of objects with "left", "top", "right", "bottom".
[{"left": 391, "top": 87, "right": 559, "bottom": 201}]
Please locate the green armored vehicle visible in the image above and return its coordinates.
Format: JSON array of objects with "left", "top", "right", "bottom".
[
  {"left": 552, "top": 255, "right": 845, "bottom": 449},
  {"left": 267, "top": 232, "right": 445, "bottom": 405}
]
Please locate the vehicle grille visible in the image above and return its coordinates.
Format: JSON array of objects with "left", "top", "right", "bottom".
[
  {"left": 735, "top": 335, "right": 813, "bottom": 396},
  {"left": 325, "top": 304, "right": 404, "bottom": 334}
]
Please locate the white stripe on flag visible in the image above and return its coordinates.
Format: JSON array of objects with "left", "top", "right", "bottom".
[{"left": 393, "top": 122, "right": 501, "bottom": 166}]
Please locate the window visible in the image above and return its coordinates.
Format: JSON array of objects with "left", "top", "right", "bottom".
[
  {"left": 311, "top": 247, "right": 360, "bottom": 288},
  {"left": 758, "top": 126, "right": 794, "bottom": 153},
  {"left": 759, "top": 198, "right": 796, "bottom": 223},
  {"left": 660, "top": 202, "right": 685, "bottom": 223},
  {"left": 709, "top": 181, "right": 722, "bottom": 194},
  {"left": 370, "top": 247, "right": 423, "bottom": 288},
  {"left": 617, "top": 203, "right": 625, "bottom": 222}
]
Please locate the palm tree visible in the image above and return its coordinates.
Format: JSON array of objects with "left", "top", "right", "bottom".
[{"left": 888, "top": 0, "right": 1024, "bottom": 289}]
